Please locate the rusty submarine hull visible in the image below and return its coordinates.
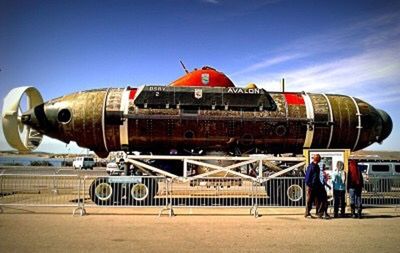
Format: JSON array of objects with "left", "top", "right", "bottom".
[{"left": 2, "top": 66, "right": 393, "bottom": 158}]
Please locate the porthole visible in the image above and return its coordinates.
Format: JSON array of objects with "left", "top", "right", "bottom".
[
  {"left": 275, "top": 125, "right": 287, "bottom": 136},
  {"left": 184, "top": 130, "right": 194, "bottom": 139},
  {"left": 57, "top": 108, "right": 72, "bottom": 124}
]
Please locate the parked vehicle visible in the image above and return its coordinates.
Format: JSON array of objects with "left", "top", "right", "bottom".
[
  {"left": 106, "top": 161, "right": 123, "bottom": 175},
  {"left": 73, "top": 157, "right": 95, "bottom": 170},
  {"left": 358, "top": 162, "right": 400, "bottom": 192}
]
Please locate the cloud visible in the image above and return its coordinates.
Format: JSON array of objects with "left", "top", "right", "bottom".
[
  {"left": 360, "top": 88, "right": 400, "bottom": 106},
  {"left": 281, "top": 44, "right": 399, "bottom": 91},
  {"left": 232, "top": 11, "right": 400, "bottom": 106},
  {"left": 201, "top": 0, "right": 220, "bottom": 4},
  {"left": 201, "top": 0, "right": 282, "bottom": 19},
  {"left": 230, "top": 53, "right": 307, "bottom": 76}
]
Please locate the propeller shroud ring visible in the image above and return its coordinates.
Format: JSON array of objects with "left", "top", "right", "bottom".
[{"left": 2, "top": 86, "right": 44, "bottom": 151}]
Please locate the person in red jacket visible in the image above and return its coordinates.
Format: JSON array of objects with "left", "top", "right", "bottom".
[{"left": 347, "top": 159, "right": 364, "bottom": 218}]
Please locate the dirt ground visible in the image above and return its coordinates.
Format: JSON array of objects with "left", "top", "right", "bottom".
[{"left": 0, "top": 207, "right": 399, "bottom": 253}]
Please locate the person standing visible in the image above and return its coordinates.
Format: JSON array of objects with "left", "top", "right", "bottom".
[
  {"left": 305, "top": 154, "right": 323, "bottom": 218},
  {"left": 317, "top": 164, "right": 331, "bottom": 219},
  {"left": 332, "top": 161, "right": 346, "bottom": 218},
  {"left": 347, "top": 159, "right": 363, "bottom": 218}
]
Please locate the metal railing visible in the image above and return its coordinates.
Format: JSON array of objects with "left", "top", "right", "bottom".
[
  {"left": 1, "top": 174, "right": 399, "bottom": 216},
  {"left": 81, "top": 176, "right": 168, "bottom": 208},
  {"left": 0, "top": 174, "right": 80, "bottom": 207},
  {"left": 169, "top": 177, "right": 256, "bottom": 208},
  {"left": 257, "top": 177, "right": 306, "bottom": 207},
  {"left": 362, "top": 177, "right": 400, "bottom": 206}
]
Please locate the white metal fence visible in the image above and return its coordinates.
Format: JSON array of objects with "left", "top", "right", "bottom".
[
  {"left": 362, "top": 177, "right": 400, "bottom": 206},
  {"left": 82, "top": 176, "right": 168, "bottom": 207},
  {"left": 1, "top": 174, "right": 399, "bottom": 216},
  {"left": 0, "top": 174, "right": 80, "bottom": 207}
]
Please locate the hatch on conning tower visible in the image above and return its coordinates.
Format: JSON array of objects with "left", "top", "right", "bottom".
[{"left": 169, "top": 66, "right": 235, "bottom": 88}]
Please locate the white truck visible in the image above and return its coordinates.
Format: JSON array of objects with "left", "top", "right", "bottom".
[
  {"left": 73, "top": 157, "right": 95, "bottom": 170},
  {"left": 358, "top": 161, "right": 400, "bottom": 192}
]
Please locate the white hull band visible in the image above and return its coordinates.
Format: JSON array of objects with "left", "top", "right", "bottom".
[
  {"left": 322, "top": 94, "right": 334, "bottom": 149},
  {"left": 302, "top": 93, "right": 314, "bottom": 148},
  {"left": 101, "top": 89, "right": 110, "bottom": 152},
  {"left": 119, "top": 89, "right": 130, "bottom": 147},
  {"left": 350, "top": 96, "right": 362, "bottom": 150}
]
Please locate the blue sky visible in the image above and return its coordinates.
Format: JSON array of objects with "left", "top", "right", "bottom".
[{"left": 0, "top": 0, "right": 399, "bottom": 153}]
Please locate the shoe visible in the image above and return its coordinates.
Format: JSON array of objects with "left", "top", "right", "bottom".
[
  {"left": 350, "top": 204, "right": 355, "bottom": 217},
  {"left": 304, "top": 213, "right": 313, "bottom": 218},
  {"left": 324, "top": 213, "right": 331, "bottom": 218}
]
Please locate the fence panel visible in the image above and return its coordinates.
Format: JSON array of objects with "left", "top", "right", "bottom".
[
  {"left": 256, "top": 177, "right": 306, "bottom": 207},
  {"left": 0, "top": 174, "right": 80, "bottom": 207},
  {"left": 81, "top": 176, "right": 168, "bottom": 208},
  {"left": 362, "top": 177, "right": 400, "bottom": 206},
  {"left": 169, "top": 177, "right": 256, "bottom": 208},
  {"left": 1, "top": 175, "right": 399, "bottom": 214}
]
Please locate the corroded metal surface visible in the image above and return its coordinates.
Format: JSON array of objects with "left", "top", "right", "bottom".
[
  {"left": 354, "top": 97, "right": 383, "bottom": 149},
  {"left": 309, "top": 93, "right": 331, "bottom": 148},
  {"left": 327, "top": 95, "right": 359, "bottom": 149},
  {"left": 104, "top": 88, "right": 123, "bottom": 151},
  {"left": 18, "top": 86, "right": 392, "bottom": 157},
  {"left": 44, "top": 89, "right": 107, "bottom": 152}
]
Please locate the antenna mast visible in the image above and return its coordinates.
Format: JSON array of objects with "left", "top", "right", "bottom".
[{"left": 180, "top": 60, "right": 189, "bottom": 74}]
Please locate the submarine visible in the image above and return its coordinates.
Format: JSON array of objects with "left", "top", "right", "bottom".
[{"left": 2, "top": 66, "right": 393, "bottom": 158}]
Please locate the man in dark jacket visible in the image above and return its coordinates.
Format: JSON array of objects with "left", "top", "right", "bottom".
[{"left": 305, "top": 154, "right": 323, "bottom": 218}]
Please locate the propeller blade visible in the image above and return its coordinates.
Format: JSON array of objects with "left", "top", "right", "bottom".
[{"left": 25, "top": 126, "right": 31, "bottom": 148}]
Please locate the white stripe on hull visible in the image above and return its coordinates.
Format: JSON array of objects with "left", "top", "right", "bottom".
[
  {"left": 119, "top": 88, "right": 130, "bottom": 147},
  {"left": 302, "top": 93, "right": 314, "bottom": 148},
  {"left": 101, "top": 88, "right": 110, "bottom": 152},
  {"left": 322, "top": 93, "right": 334, "bottom": 149},
  {"left": 350, "top": 96, "right": 362, "bottom": 150}
]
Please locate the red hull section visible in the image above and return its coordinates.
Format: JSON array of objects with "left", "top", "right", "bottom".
[{"left": 170, "top": 66, "right": 235, "bottom": 88}]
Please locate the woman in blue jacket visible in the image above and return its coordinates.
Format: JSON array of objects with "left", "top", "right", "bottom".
[{"left": 331, "top": 161, "right": 346, "bottom": 218}]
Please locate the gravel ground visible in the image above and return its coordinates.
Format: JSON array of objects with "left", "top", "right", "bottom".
[{"left": 0, "top": 207, "right": 399, "bottom": 253}]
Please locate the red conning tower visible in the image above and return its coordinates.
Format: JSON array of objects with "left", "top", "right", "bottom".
[{"left": 169, "top": 66, "right": 235, "bottom": 88}]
